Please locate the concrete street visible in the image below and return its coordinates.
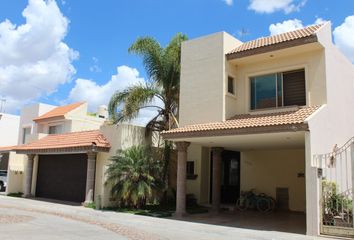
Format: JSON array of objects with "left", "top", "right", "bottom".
[{"left": 0, "top": 195, "right": 334, "bottom": 240}]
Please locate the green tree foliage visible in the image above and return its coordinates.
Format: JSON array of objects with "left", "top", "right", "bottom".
[{"left": 105, "top": 145, "right": 162, "bottom": 208}]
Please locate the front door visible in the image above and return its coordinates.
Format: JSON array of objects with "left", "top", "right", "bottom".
[
  {"left": 221, "top": 151, "right": 240, "bottom": 203},
  {"left": 210, "top": 150, "right": 240, "bottom": 204}
]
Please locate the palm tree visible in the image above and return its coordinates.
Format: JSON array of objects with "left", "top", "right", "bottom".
[
  {"left": 105, "top": 145, "right": 162, "bottom": 208},
  {"left": 108, "top": 33, "right": 188, "bottom": 186}
]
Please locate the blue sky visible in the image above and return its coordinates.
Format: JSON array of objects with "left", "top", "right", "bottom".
[{"left": 0, "top": 0, "right": 353, "bottom": 123}]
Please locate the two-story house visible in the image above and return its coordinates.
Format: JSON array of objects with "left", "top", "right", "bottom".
[
  {"left": 1, "top": 102, "right": 146, "bottom": 208},
  {"left": 162, "top": 22, "right": 354, "bottom": 237}
]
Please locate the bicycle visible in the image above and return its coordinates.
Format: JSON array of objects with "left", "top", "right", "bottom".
[{"left": 236, "top": 189, "right": 275, "bottom": 213}]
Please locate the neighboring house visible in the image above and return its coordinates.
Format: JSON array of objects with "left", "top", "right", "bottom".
[
  {"left": 0, "top": 113, "right": 20, "bottom": 147},
  {"left": 0, "top": 113, "right": 20, "bottom": 172},
  {"left": 1, "top": 102, "right": 147, "bottom": 208},
  {"left": 162, "top": 22, "right": 354, "bottom": 237}
]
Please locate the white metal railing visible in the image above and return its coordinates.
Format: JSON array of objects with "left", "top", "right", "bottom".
[{"left": 314, "top": 138, "right": 354, "bottom": 235}]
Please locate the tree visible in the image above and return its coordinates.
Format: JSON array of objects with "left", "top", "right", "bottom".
[
  {"left": 105, "top": 145, "right": 162, "bottom": 208},
  {"left": 108, "top": 33, "right": 188, "bottom": 187}
]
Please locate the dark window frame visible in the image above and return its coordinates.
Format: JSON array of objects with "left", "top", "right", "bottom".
[
  {"left": 227, "top": 76, "right": 235, "bottom": 95},
  {"left": 186, "top": 161, "right": 197, "bottom": 180}
]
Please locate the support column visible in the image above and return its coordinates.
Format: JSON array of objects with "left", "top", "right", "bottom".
[
  {"left": 305, "top": 132, "right": 320, "bottom": 236},
  {"left": 212, "top": 147, "right": 223, "bottom": 212},
  {"left": 85, "top": 152, "right": 97, "bottom": 204},
  {"left": 24, "top": 154, "right": 35, "bottom": 198},
  {"left": 175, "top": 141, "right": 190, "bottom": 218}
]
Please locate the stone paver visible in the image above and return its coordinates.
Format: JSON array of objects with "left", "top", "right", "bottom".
[{"left": 0, "top": 196, "right": 336, "bottom": 240}]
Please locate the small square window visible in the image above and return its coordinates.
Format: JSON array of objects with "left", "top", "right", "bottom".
[
  {"left": 187, "top": 161, "right": 194, "bottom": 176},
  {"left": 227, "top": 76, "right": 235, "bottom": 95},
  {"left": 48, "top": 125, "right": 63, "bottom": 134}
]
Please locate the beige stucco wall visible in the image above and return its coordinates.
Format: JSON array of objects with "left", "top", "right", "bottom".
[
  {"left": 241, "top": 149, "right": 306, "bottom": 212},
  {"left": 179, "top": 32, "right": 241, "bottom": 126},
  {"left": 179, "top": 30, "right": 327, "bottom": 124},
  {"left": 225, "top": 47, "right": 327, "bottom": 118},
  {"left": 184, "top": 144, "right": 211, "bottom": 204},
  {"left": 6, "top": 152, "right": 26, "bottom": 194},
  {"left": 186, "top": 144, "right": 202, "bottom": 200},
  {"left": 94, "top": 123, "right": 147, "bottom": 207},
  {"left": 305, "top": 22, "right": 354, "bottom": 236}
]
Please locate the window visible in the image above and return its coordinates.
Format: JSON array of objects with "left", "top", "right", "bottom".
[
  {"left": 227, "top": 76, "right": 235, "bottom": 95},
  {"left": 186, "top": 161, "right": 197, "bottom": 179},
  {"left": 250, "top": 69, "right": 305, "bottom": 110},
  {"left": 22, "top": 127, "right": 31, "bottom": 144},
  {"left": 48, "top": 125, "right": 63, "bottom": 134}
]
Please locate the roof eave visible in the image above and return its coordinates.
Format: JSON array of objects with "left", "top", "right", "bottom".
[
  {"left": 33, "top": 115, "right": 65, "bottom": 123},
  {"left": 226, "top": 35, "right": 318, "bottom": 60},
  {"left": 15, "top": 146, "right": 110, "bottom": 155},
  {"left": 162, "top": 123, "right": 309, "bottom": 140}
]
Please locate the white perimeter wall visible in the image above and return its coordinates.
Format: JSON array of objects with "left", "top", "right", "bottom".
[{"left": 0, "top": 113, "right": 20, "bottom": 146}]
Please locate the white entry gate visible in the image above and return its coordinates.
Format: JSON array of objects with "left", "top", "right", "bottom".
[{"left": 313, "top": 138, "right": 354, "bottom": 238}]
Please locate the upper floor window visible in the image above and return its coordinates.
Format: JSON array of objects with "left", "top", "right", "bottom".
[
  {"left": 48, "top": 125, "right": 63, "bottom": 135},
  {"left": 22, "top": 127, "right": 31, "bottom": 144},
  {"left": 250, "top": 69, "right": 306, "bottom": 110},
  {"left": 227, "top": 76, "right": 235, "bottom": 95}
]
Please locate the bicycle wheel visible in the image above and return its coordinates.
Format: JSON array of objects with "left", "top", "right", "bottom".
[
  {"left": 256, "top": 197, "right": 270, "bottom": 212},
  {"left": 268, "top": 197, "right": 276, "bottom": 212},
  {"left": 236, "top": 198, "right": 249, "bottom": 211}
]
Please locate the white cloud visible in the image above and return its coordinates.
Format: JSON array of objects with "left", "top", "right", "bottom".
[
  {"left": 69, "top": 65, "right": 160, "bottom": 126},
  {"left": 249, "top": 0, "right": 306, "bottom": 14},
  {"left": 269, "top": 19, "right": 304, "bottom": 35},
  {"left": 268, "top": 16, "right": 354, "bottom": 63},
  {"left": 269, "top": 18, "right": 326, "bottom": 35},
  {"left": 223, "top": 0, "right": 233, "bottom": 6},
  {"left": 89, "top": 57, "right": 102, "bottom": 73},
  {"left": 314, "top": 18, "right": 326, "bottom": 25},
  {"left": 333, "top": 15, "right": 354, "bottom": 62},
  {"left": 0, "top": 0, "right": 77, "bottom": 112}
]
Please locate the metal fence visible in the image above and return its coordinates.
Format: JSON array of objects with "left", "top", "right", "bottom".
[{"left": 313, "top": 138, "right": 354, "bottom": 237}]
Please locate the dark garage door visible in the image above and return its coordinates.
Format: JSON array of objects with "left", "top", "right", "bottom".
[{"left": 36, "top": 154, "right": 87, "bottom": 203}]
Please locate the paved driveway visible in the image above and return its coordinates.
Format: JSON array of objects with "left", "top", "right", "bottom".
[{"left": 0, "top": 196, "right": 333, "bottom": 240}]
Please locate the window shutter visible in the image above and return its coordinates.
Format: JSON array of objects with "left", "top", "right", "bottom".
[{"left": 283, "top": 70, "right": 306, "bottom": 106}]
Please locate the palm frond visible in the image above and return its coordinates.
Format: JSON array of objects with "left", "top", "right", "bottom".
[
  {"left": 109, "top": 83, "right": 162, "bottom": 124},
  {"left": 128, "top": 37, "right": 163, "bottom": 82}
]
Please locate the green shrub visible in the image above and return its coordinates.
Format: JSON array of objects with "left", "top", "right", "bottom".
[{"left": 7, "top": 192, "right": 23, "bottom": 197}]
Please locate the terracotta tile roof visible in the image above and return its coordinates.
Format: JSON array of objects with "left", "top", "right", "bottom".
[
  {"left": 162, "top": 106, "right": 320, "bottom": 139},
  {"left": 33, "top": 102, "right": 84, "bottom": 122},
  {"left": 14, "top": 130, "right": 110, "bottom": 153},
  {"left": 227, "top": 24, "right": 324, "bottom": 56},
  {"left": 0, "top": 146, "right": 16, "bottom": 153}
]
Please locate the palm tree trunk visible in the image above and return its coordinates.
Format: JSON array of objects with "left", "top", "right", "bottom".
[{"left": 163, "top": 140, "right": 171, "bottom": 189}]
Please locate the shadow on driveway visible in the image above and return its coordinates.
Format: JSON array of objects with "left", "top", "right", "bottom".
[{"left": 171, "top": 209, "right": 306, "bottom": 235}]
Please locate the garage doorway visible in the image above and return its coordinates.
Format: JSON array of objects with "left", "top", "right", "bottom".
[{"left": 36, "top": 154, "right": 88, "bottom": 203}]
